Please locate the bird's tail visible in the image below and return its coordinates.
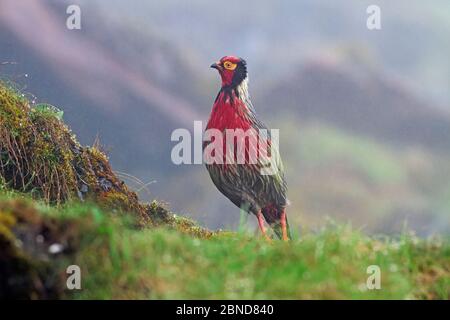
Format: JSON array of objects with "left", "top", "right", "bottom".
[{"left": 262, "top": 207, "right": 291, "bottom": 240}]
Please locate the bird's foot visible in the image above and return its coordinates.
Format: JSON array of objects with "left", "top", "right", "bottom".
[
  {"left": 281, "top": 210, "right": 289, "bottom": 241},
  {"left": 257, "top": 210, "right": 272, "bottom": 243}
]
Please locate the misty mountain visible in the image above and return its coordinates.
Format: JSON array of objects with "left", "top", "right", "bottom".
[{"left": 257, "top": 60, "right": 450, "bottom": 151}]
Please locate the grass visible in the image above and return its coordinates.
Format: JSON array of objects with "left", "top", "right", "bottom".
[
  {"left": 70, "top": 221, "right": 450, "bottom": 300},
  {"left": 1, "top": 190, "right": 448, "bottom": 300}
]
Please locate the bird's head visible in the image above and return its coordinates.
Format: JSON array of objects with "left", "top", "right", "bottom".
[{"left": 211, "top": 56, "right": 247, "bottom": 88}]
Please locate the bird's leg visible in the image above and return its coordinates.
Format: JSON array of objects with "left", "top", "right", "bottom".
[
  {"left": 256, "top": 210, "right": 271, "bottom": 242},
  {"left": 280, "top": 209, "right": 289, "bottom": 241}
]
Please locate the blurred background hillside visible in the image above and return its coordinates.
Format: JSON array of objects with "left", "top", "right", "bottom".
[{"left": 1, "top": 0, "right": 449, "bottom": 236}]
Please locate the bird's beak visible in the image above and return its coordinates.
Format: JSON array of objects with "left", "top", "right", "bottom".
[{"left": 210, "top": 62, "right": 221, "bottom": 70}]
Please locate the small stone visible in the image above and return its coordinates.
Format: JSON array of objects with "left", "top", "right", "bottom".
[
  {"left": 99, "top": 178, "right": 113, "bottom": 191},
  {"left": 48, "top": 243, "right": 64, "bottom": 254},
  {"left": 81, "top": 184, "right": 89, "bottom": 193}
]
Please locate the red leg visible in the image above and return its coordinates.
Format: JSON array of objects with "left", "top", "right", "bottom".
[
  {"left": 280, "top": 209, "right": 289, "bottom": 241},
  {"left": 257, "top": 210, "right": 271, "bottom": 242}
]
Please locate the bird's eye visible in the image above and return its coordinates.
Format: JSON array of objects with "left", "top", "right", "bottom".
[{"left": 223, "top": 61, "right": 237, "bottom": 70}]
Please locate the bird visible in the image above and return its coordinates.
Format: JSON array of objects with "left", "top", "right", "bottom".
[{"left": 204, "top": 56, "right": 291, "bottom": 241}]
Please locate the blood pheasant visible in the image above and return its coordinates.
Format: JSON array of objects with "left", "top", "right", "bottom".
[{"left": 204, "top": 56, "right": 291, "bottom": 241}]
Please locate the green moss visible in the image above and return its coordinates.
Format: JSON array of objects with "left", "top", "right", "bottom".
[
  {"left": 144, "top": 200, "right": 215, "bottom": 238},
  {"left": 171, "top": 214, "right": 215, "bottom": 239},
  {"left": 0, "top": 209, "right": 16, "bottom": 242},
  {"left": 0, "top": 80, "right": 187, "bottom": 230},
  {"left": 31, "top": 104, "right": 64, "bottom": 121},
  {"left": 0, "top": 81, "right": 78, "bottom": 203}
]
